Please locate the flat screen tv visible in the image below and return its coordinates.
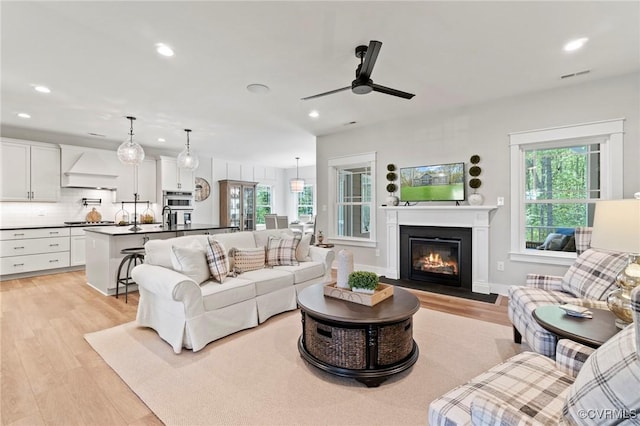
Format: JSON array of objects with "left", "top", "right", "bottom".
[{"left": 400, "top": 162, "right": 465, "bottom": 202}]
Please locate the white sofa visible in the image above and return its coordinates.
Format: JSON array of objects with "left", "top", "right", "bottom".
[{"left": 131, "top": 229, "right": 335, "bottom": 353}]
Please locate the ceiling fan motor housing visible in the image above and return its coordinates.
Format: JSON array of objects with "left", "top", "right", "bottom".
[{"left": 352, "top": 79, "right": 373, "bottom": 94}]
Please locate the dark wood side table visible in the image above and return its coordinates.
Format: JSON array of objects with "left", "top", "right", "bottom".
[
  {"left": 297, "top": 283, "right": 420, "bottom": 387},
  {"left": 533, "top": 305, "right": 620, "bottom": 348}
]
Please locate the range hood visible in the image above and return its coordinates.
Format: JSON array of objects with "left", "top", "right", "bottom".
[{"left": 60, "top": 144, "right": 120, "bottom": 189}]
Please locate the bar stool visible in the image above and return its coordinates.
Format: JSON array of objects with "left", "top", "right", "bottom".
[{"left": 116, "top": 247, "right": 145, "bottom": 303}]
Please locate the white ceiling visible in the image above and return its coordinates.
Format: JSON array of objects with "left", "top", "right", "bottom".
[{"left": 2, "top": 1, "right": 639, "bottom": 169}]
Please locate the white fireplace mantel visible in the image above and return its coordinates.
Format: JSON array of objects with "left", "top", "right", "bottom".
[{"left": 381, "top": 205, "right": 498, "bottom": 294}]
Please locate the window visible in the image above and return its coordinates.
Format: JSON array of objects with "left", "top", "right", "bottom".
[
  {"left": 328, "top": 152, "right": 377, "bottom": 247},
  {"left": 296, "top": 184, "right": 314, "bottom": 218},
  {"left": 510, "top": 119, "right": 623, "bottom": 265},
  {"left": 256, "top": 184, "right": 272, "bottom": 225}
]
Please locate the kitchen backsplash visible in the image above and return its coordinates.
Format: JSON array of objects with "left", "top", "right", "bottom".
[{"left": 0, "top": 187, "right": 161, "bottom": 227}]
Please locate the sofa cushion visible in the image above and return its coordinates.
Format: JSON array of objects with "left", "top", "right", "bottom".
[
  {"left": 212, "top": 231, "right": 258, "bottom": 270},
  {"left": 274, "top": 261, "right": 325, "bottom": 284},
  {"left": 266, "top": 234, "right": 301, "bottom": 266},
  {"left": 239, "top": 268, "right": 294, "bottom": 296},
  {"left": 144, "top": 235, "right": 208, "bottom": 268},
  {"left": 429, "top": 351, "right": 572, "bottom": 426},
  {"left": 170, "top": 244, "right": 210, "bottom": 284},
  {"left": 200, "top": 277, "right": 256, "bottom": 311},
  {"left": 205, "top": 237, "right": 230, "bottom": 283},
  {"left": 560, "top": 248, "right": 627, "bottom": 299},
  {"left": 563, "top": 324, "right": 639, "bottom": 424},
  {"left": 232, "top": 247, "right": 265, "bottom": 273},
  {"left": 296, "top": 233, "right": 312, "bottom": 262},
  {"left": 253, "top": 229, "right": 292, "bottom": 249}
]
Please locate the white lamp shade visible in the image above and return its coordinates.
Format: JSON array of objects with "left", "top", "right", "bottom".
[
  {"left": 177, "top": 147, "right": 199, "bottom": 170},
  {"left": 590, "top": 199, "right": 640, "bottom": 254},
  {"left": 290, "top": 178, "right": 304, "bottom": 193},
  {"left": 117, "top": 140, "right": 145, "bottom": 165}
]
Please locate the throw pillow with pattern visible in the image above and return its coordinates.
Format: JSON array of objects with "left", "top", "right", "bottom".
[
  {"left": 266, "top": 234, "right": 301, "bottom": 267},
  {"left": 205, "top": 237, "right": 229, "bottom": 283},
  {"left": 560, "top": 248, "right": 627, "bottom": 299},
  {"left": 232, "top": 247, "right": 265, "bottom": 273}
]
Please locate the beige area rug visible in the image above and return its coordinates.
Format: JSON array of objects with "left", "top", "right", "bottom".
[{"left": 85, "top": 309, "right": 522, "bottom": 425}]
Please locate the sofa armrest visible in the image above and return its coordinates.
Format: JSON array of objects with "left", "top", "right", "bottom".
[
  {"left": 555, "top": 339, "right": 595, "bottom": 378},
  {"left": 526, "top": 273, "right": 564, "bottom": 291},
  {"left": 131, "top": 264, "right": 204, "bottom": 316},
  {"left": 470, "top": 394, "right": 546, "bottom": 426},
  {"left": 308, "top": 246, "right": 336, "bottom": 281}
]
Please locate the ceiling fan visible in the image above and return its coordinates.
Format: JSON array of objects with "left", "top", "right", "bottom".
[{"left": 301, "top": 40, "right": 415, "bottom": 101}]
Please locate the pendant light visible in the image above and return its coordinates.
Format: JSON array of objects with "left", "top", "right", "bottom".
[
  {"left": 117, "top": 116, "right": 145, "bottom": 165},
  {"left": 290, "top": 157, "right": 304, "bottom": 193},
  {"left": 177, "top": 129, "right": 199, "bottom": 170}
]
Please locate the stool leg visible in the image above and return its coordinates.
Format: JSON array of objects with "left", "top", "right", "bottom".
[{"left": 116, "top": 256, "right": 130, "bottom": 299}]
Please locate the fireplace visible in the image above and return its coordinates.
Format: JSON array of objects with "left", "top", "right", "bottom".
[{"left": 400, "top": 226, "right": 472, "bottom": 290}]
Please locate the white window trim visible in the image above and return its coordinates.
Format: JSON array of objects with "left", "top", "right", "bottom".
[
  {"left": 295, "top": 183, "right": 315, "bottom": 218},
  {"left": 509, "top": 118, "right": 624, "bottom": 265},
  {"left": 328, "top": 152, "right": 377, "bottom": 248}
]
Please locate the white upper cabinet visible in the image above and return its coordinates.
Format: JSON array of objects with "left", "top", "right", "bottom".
[
  {"left": 1, "top": 139, "right": 60, "bottom": 202},
  {"left": 115, "top": 158, "right": 157, "bottom": 202},
  {"left": 157, "top": 156, "right": 195, "bottom": 193}
]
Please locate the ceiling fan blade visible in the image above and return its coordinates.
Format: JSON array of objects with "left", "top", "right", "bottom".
[
  {"left": 359, "top": 40, "right": 382, "bottom": 80},
  {"left": 371, "top": 83, "right": 415, "bottom": 99},
  {"left": 301, "top": 86, "right": 351, "bottom": 100}
]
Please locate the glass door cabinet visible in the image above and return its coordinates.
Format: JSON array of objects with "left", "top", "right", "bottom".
[{"left": 219, "top": 180, "right": 257, "bottom": 231}]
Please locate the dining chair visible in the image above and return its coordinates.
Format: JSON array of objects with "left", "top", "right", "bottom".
[
  {"left": 276, "top": 215, "right": 289, "bottom": 229},
  {"left": 264, "top": 214, "right": 278, "bottom": 229}
]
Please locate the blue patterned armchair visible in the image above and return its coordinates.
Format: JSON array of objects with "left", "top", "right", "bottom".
[
  {"left": 508, "top": 227, "right": 627, "bottom": 357},
  {"left": 429, "top": 286, "right": 640, "bottom": 425}
]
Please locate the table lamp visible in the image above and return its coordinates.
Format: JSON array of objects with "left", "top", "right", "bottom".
[{"left": 590, "top": 196, "right": 640, "bottom": 328}]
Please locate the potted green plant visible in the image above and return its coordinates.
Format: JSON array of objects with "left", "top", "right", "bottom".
[{"left": 348, "top": 271, "right": 380, "bottom": 294}]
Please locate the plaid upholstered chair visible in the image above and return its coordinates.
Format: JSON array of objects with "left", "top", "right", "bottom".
[
  {"left": 508, "top": 227, "right": 627, "bottom": 357},
  {"left": 428, "top": 286, "right": 640, "bottom": 425}
]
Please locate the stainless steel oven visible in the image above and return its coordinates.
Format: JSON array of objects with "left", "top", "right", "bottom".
[{"left": 162, "top": 191, "right": 194, "bottom": 210}]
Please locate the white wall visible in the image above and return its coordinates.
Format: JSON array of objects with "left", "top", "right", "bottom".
[{"left": 316, "top": 72, "right": 640, "bottom": 293}]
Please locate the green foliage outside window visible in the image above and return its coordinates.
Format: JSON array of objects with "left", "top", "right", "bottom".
[
  {"left": 256, "top": 185, "right": 272, "bottom": 225},
  {"left": 524, "top": 144, "right": 600, "bottom": 244},
  {"left": 297, "top": 185, "right": 314, "bottom": 217}
]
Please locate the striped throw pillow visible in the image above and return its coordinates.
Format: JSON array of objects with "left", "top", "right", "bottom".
[
  {"left": 266, "top": 234, "right": 301, "bottom": 267},
  {"left": 205, "top": 237, "right": 229, "bottom": 283},
  {"left": 233, "top": 247, "right": 265, "bottom": 273}
]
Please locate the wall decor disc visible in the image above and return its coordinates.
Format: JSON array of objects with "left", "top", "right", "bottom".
[
  {"left": 387, "top": 164, "right": 396, "bottom": 172},
  {"left": 470, "top": 155, "right": 481, "bottom": 164},
  {"left": 469, "top": 166, "right": 482, "bottom": 177},
  {"left": 194, "top": 177, "right": 211, "bottom": 202}
]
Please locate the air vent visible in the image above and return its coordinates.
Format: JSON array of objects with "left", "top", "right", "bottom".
[
  {"left": 88, "top": 132, "right": 106, "bottom": 137},
  {"left": 561, "top": 70, "right": 591, "bottom": 79},
  {"left": 343, "top": 121, "right": 357, "bottom": 126}
]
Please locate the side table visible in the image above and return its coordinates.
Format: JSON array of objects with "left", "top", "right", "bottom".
[{"left": 533, "top": 305, "right": 620, "bottom": 348}]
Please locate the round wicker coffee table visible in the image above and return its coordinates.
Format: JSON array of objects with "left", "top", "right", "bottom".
[{"left": 297, "top": 283, "right": 420, "bottom": 387}]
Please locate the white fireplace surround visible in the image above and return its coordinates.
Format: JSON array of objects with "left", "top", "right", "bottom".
[{"left": 382, "top": 206, "right": 497, "bottom": 294}]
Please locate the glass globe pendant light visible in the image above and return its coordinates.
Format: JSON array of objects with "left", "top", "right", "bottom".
[
  {"left": 117, "top": 116, "right": 145, "bottom": 165},
  {"left": 177, "top": 129, "right": 199, "bottom": 170}
]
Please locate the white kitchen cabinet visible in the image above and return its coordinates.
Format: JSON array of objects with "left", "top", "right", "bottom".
[
  {"left": 157, "top": 156, "right": 195, "bottom": 193},
  {"left": 0, "top": 227, "right": 70, "bottom": 276},
  {"left": 1, "top": 139, "right": 60, "bottom": 202},
  {"left": 116, "top": 158, "right": 157, "bottom": 202},
  {"left": 70, "top": 227, "right": 86, "bottom": 266}
]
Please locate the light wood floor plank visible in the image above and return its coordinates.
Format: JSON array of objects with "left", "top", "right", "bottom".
[{"left": 1, "top": 270, "right": 510, "bottom": 425}]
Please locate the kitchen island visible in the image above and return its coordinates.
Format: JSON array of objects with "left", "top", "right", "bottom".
[{"left": 85, "top": 224, "right": 236, "bottom": 296}]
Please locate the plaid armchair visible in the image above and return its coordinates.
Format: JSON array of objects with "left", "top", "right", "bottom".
[
  {"left": 428, "top": 286, "right": 640, "bottom": 425},
  {"left": 508, "top": 227, "right": 627, "bottom": 357}
]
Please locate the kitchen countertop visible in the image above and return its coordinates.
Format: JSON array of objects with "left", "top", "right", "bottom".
[
  {"left": 83, "top": 224, "right": 236, "bottom": 236},
  {"left": 1, "top": 223, "right": 118, "bottom": 231}
]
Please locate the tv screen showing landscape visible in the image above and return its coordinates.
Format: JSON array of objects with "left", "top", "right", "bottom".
[{"left": 400, "top": 162, "right": 465, "bottom": 202}]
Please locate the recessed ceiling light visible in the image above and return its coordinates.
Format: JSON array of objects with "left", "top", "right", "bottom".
[
  {"left": 155, "top": 43, "right": 174, "bottom": 57},
  {"left": 564, "top": 37, "right": 589, "bottom": 52},
  {"left": 34, "top": 85, "right": 51, "bottom": 93},
  {"left": 308, "top": 110, "right": 319, "bottom": 118},
  {"left": 17, "top": 113, "right": 31, "bottom": 119},
  {"left": 246, "top": 83, "right": 270, "bottom": 94},
  {"left": 158, "top": 138, "right": 166, "bottom": 142}
]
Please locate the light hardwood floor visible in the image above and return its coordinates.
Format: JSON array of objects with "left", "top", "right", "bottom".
[{"left": 1, "top": 270, "right": 509, "bottom": 425}]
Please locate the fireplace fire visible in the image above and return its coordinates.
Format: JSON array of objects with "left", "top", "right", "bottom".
[{"left": 414, "top": 251, "right": 458, "bottom": 275}]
